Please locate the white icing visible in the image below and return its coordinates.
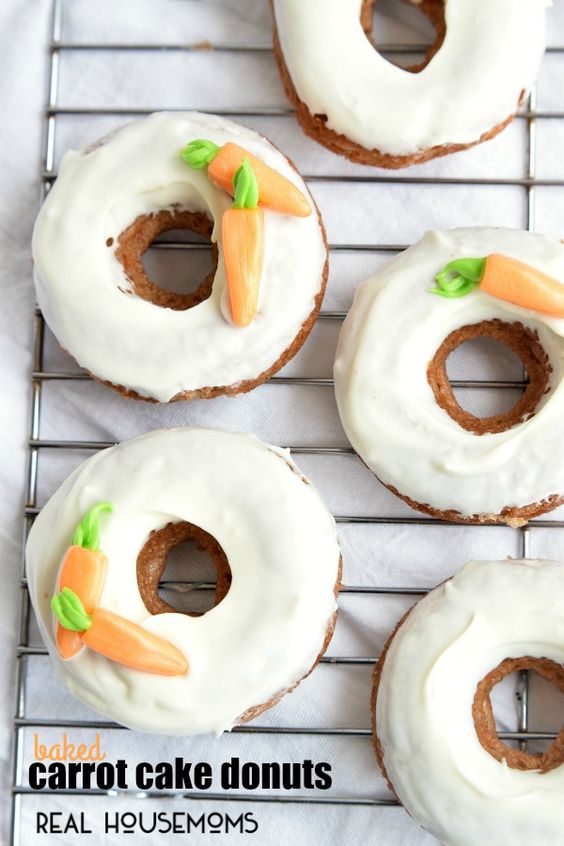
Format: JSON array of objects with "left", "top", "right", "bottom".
[
  {"left": 32, "top": 112, "right": 326, "bottom": 401},
  {"left": 334, "top": 228, "right": 564, "bottom": 517},
  {"left": 273, "top": 0, "right": 547, "bottom": 156},
  {"left": 375, "top": 558, "right": 564, "bottom": 846},
  {"left": 26, "top": 428, "right": 340, "bottom": 735}
]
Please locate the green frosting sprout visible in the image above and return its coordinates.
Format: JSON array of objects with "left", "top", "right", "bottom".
[
  {"left": 72, "top": 501, "right": 112, "bottom": 551},
  {"left": 232, "top": 158, "right": 259, "bottom": 210},
  {"left": 178, "top": 139, "right": 220, "bottom": 169},
  {"left": 430, "top": 256, "right": 486, "bottom": 298},
  {"left": 51, "top": 587, "right": 92, "bottom": 632}
]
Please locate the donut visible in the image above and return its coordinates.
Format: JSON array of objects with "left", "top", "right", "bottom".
[
  {"left": 271, "top": 0, "right": 546, "bottom": 168},
  {"left": 372, "top": 558, "right": 564, "bottom": 846},
  {"left": 26, "top": 428, "right": 342, "bottom": 735},
  {"left": 32, "top": 112, "right": 328, "bottom": 402},
  {"left": 334, "top": 228, "right": 564, "bottom": 525}
]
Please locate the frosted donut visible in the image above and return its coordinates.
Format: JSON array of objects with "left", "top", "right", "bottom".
[
  {"left": 32, "top": 112, "right": 327, "bottom": 402},
  {"left": 271, "top": 0, "right": 546, "bottom": 167},
  {"left": 334, "top": 228, "right": 564, "bottom": 525},
  {"left": 372, "top": 558, "right": 564, "bottom": 846},
  {"left": 26, "top": 428, "right": 341, "bottom": 735}
]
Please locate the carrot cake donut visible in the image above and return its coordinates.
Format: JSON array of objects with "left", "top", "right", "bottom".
[
  {"left": 334, "top": 228, "right": 564, "bottom": 524},
  {"left": 26, "top": 427, "right": 342, "bottom": 735},
  {"left": 372, "top": 558, "right": 564, "bottom": 846},
  {"left": 271, "top": 0, "right": 547, "bottom": 168},
  {"left": 32, "top": 112, "right": 327, "bottom": 401}
]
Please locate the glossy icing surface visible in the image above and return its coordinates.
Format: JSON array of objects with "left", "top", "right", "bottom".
[
  {"left": 26, "top": 428, "right": 341, "bottom": 735},
  {"left": 334, "top": 228, "right": 564, "bottom": 517},
  {"left": 273, "top": 0, "right": 547, "bottom": 155},
  {"left": 376, "top": 558, "right": 564, "bottom": 846},
  {"left": 32, "top": 112, "right": 326, "bottom": 401}
]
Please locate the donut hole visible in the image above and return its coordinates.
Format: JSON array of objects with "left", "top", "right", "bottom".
[
  {"left": 447, "top": 337, "right": 527, "bottom": 418},
  {"left": 157, "top": 540, "right": 219, "bottom": 616},
  {"left": 472, "top": 657, "right": 564, "bottom": 772},
  {"left": 427, "top": 320, "right": 552, "bottom": 435},
  {"left": 136, "top": 521, "right": 232, "bottom": 618},
  {"left": 143, "top": 227, "right": 215, "bottom": 298},
  {"left": 115, "top": 209, "right": 218, "bottom": 311},
  {"left": 363, "top": 0, "right": 445, "bottom": 72}
]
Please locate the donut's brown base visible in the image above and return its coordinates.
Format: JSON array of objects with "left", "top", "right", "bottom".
[
  {"left": 80, "top": 138, "right": 329, "bottom": 403},
  {"left": 384, "top": 481, "right": 563, "bottom": 528},
  {"left": 363, "top": 318, "right": 563, "bottom": 526},
  {"left": 271, "top": 0, "right": 524, "bottom": 169},
  {"left": 136, "top": 518, "right": 342, "bottom": 729},
  {"left": 371, "top": 610, "right": 410, "bottom": 796},
  {"left": 372, "top": 600, "right": 564, "bottom": 804}
]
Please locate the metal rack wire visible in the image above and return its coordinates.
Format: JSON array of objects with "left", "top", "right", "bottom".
[{"left": 10, "top": 0, "right": 563, "bottom": 842}]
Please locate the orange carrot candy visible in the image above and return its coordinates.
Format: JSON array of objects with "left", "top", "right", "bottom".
[
  {"left": 55, "top": 501, "right": 112, "bottom": 660},
  {"left": 51, "top": 588, "right": 188, "bottom": 677},
  {"left": 222, "top": 158, "right": 264, "bottom": 328},
  {"left": 179, "top": 138, "right": 311, "bottom": 217},
  {"left": 430, "top": 253, "right": 564, "bottom": 318}
]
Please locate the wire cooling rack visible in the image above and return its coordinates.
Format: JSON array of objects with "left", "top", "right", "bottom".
[{"left": 10, "top": 0, "right": 564, "bottom": 842}]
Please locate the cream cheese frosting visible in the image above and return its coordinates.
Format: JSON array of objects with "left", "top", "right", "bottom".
[
  {"left": 334, "top": 228, "right": 564, "bottom": 518},
  {"left": 273, "top": 0, "right": 547, "bottom": 156},
  {"left": 26, "top": 428, "right": 341, "bottom": 735},
  {"left": 375, "top": 558, "right": 564, "bottom": 846},
  {"left": 32, "top": 112, "right": 327, "bottom": 401}
]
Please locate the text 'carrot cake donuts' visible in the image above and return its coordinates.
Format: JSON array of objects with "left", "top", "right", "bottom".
[
  {"left": 372, "top": 558, "right": 564, "bottom": 846},
  {"left": 271, "top": 0, "right": 546, "bottom": 168},
  {"left": 32, "top": 112, "right": 328, "bottom": 401},
  {"left": 334, "top": 228, "right": 564, "bottom": 525},
  {"left": 26, "top": 428, "right": 342, "bottom": 735}
]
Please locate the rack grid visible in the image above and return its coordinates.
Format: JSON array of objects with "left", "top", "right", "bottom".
[{"left": 10, "top": 0, "right": 563, "bottom": 842}]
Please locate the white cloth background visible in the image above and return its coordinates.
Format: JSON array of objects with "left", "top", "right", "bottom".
[{"left": 1, "top": 1, "right": 564, "bottom": 843}]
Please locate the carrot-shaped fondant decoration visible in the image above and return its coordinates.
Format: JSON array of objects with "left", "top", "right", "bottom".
[
  {"left": 222, "top": 158, "right": 264, "bottom": 327},
  {"left": 430, "top": 254, "right": 564, "bottom": 318},
  {"left": 55, "top": 501, "right": 112, "bottom": 660},
  {"left": 51, "top": 588, "right": 188, "bottom": 676},
  {"left": 179, "top": 139, "right": 311, "bottom": 217}
]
